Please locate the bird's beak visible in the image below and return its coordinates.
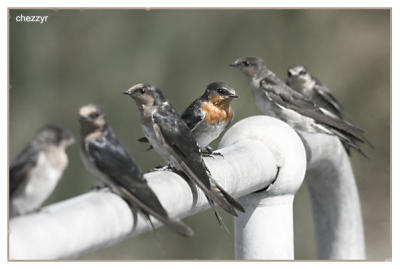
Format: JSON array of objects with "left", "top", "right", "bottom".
[
  {"left": 230, "top": 94, "right": 239, "bottom": 98},
  {"left": 123, "top": 90, "right": 131, "bottom": 95},
  {"left": 230, "top": 59, "right": 240, "bottom": 67}
]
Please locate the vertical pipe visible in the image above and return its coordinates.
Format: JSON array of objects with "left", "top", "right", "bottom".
[
  {"left": 219, "top": 116, "right": 307, "bottom": 260},
  {"left": 301, "top": 132, "right": 366, "bottom": 259},
  {"left": 235, "top": 195, "right": 295, "bottom": 259}
]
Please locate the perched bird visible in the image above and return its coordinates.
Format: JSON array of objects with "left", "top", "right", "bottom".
[
  {"left": 79, "top": 104, "right": 193, "bottom": 237},
  {"left": 286, "top": 64, "right": 344, "bottom": 119},
  {"left": 9, "top": 125, "right": 75, "bottom": 217},
  {"left": 286, "top": 64, "right": 368, "bottom": 154},
  {"left": 230, "top": 56, "right": 368, "bottom": 156},
  {"left": 181, "top": 82, "right": 238, "bottom": 154},
  {"left": 124, "top": 83, "right": 245, "bottom": 230},
  {"left": 139, "top": 82, "right": 239, "bottom": 155}
]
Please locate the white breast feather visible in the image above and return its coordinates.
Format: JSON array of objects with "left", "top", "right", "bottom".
[{"left": 11, "top": 152, "right": 63, "bottom": 215}]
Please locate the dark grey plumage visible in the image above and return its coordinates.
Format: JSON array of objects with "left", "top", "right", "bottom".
[
  {"left": 181, "top": 97, "right": 205, "bottom": 130},
  {"left": 10, "top": 125, "right": 74, "bottom": 217},
  {"left": 124, "top": 84, "right": 244, "bottom": 230},
  {"left": 79, "top": 104, "right": 193, "bottom": 237},
  {"left": 231, "top": 56, "right": 369, "bottom": 156},
  {"left": 140, "top": 82, "right": 238, "bottom": 154}
]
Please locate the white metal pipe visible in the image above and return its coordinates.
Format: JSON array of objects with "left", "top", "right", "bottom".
[
  {"left": 10, "top": 115, "right": 307, "bottom": 260},
  {"left": 219, "top": 116, "right": 307, "bottom": 260},
  {"left": 234, "top": 195, "right": 295, "bottom": 259},
  {"left": 300, "top": 132, "right": 366, "bottom": 260}
]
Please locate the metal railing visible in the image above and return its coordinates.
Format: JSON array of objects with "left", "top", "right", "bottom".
[{"left": 9, "top": 115, "right": 365, "bottom": 260}]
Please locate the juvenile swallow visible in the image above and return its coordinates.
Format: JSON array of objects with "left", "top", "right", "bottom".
[
  {"left": 286, "top": 64, "right": 370, "bottom": 154},
  {"left": 79, "top": 104, "right": 193, "bottom": 237},
  {"left": 230, "top": 56, "right": 368, "bottom": 156},
  {"left": 124, "top": 84, "right": 245, "bottom": 230},
  {"left": 9, "top": 125, "right": 75, "bottom": 217},
  {"left": 286, "top": 64, "right": 344, "bottom": 119}
]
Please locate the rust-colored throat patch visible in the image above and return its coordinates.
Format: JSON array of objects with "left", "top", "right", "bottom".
[{"left": 201, "top": 96, "right": 234, "bottom": 124}]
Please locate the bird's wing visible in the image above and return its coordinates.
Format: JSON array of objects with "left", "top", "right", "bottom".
[
  {"left": 87, "top": 129, "right": 192, "bottom": 236},
  {"left": 313, "top": 81, "right": 344, "bottom": 117},
  {"left": 152, "top": 105, "right": 209, "bottom": 188},
  {"left": 9, "top": 143, "right": 40, "bottom": 197},
  {"left": 87, "top": 130, "right": 144, "bottom": 185},
  {"left": 181, "top": 99, "right": 205, "bottom": 131},
  {"left": 260, "top": 79, "right": 365, "bottom": 138},
  {"left": 141, "top": 99, "right": 204, "bottom": 145},
  {"left": 152, "top": 105, "right": 243, "bottom": 215}
]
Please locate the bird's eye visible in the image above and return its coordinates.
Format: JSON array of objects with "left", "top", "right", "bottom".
[
  {"left": 140, "top": 88, "right": 146, "bottom": 94},
  {"left": 217, "top": 89, "right": 225, "bottom": 94},
  {"left": 90, "top": 112, "right": 100, "bottom": 119},
  {"left": 243, "top": 60, "right": 250, "bottom": 66},
  {"left": 299, "top": 70, "right": 307, "bottom": 75},
  {"left": 288, "top": 71, "right": 292, "bottom": 77}
]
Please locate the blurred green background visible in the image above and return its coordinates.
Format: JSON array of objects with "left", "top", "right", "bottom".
[{"left": 9, "top": 9, "right": 390, "bottom": 260}]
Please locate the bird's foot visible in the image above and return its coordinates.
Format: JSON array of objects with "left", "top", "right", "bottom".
[
  {"left": 202, "top": 151, "right": 224, "bottom": 159},
  {"left": 202, "top": 147, "right": 224, "bottom": 158},
  {"left": 90, "top": 184, "right": 110, "bottom": 192},
  {"left": 149, "top": 164, "right": 173, "bottom": 172},
  {"left": 30, "top": 207, "right": 43, "bottom": 215},
  {"left": 90, "top": 184, "right": 103, "bottom": 191}
]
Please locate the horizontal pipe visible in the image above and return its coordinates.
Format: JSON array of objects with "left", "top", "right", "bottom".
[{"left": 9, "top": 116, "right": 306, "bottom": 260}]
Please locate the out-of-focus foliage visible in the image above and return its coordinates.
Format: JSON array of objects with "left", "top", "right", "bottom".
[{"left": 9, "top": 9, "right": 390, "bottom": 260}]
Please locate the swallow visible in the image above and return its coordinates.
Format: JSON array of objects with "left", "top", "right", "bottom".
[
  {"left": 286, "top": 64, "right": 344, "bottom": 119},
  {"left": 124, "top": 83, "right": 245, "bottom": 230},
  {"left": 9, "top": 125, "right": 75, "bottom": 217},
  {"left": 286, "top": 64, "right": 371, "bottom": 155},
  {"left": 230, "top": 56, "right": 369, "bottom": 156},
  {"left": 181, "top": 82, "right": 239, "bottom": 155},
  {"left": 79, "top": 104, "right": 193, "bottom": 237}
]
